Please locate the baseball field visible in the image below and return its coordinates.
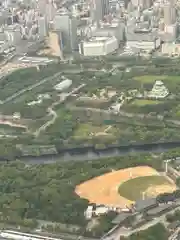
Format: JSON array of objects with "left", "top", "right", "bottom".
[{"left": 75, "top": 166, "right": 177, "bottom": 208}]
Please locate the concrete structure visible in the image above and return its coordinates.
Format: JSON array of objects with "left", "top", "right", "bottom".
[
  {"left": 112, "top": 212, "right": 131, "bottom": 225},
  {"left": 138, "top": 0, "right": 152, "bottom": 9},
  {"left": 92, "top": 21, "right": 125, "bottom": 42},
  {"left": 4, "top": 25, "right": 21, "bottom": 45},
  {"left": 79, "top": 36, "right": 118, "bottom": 56},
  {"left": 91, "top": 0, "right": 110, "bottom": 22},
  {"left": 95, "top": 206, "right": 109, "bottom": 215},
  {"left": 134, "top": 198, "right": 157, "bottom": 212},
  {"left": 126, "top": 29, "right": 161, "bottom": 52},
  {"left": 131, "top": 0, "right": 139, "bottom": 7},
  {"left": 54, "top": 79, "right": 72, "bottom": 91},
  {"left": 53, "top": 12, "right": 78, "bottom": 51},
  {"left": 164, "top": 23, "right": 177, "bottom": 39},
  {"left": 164, "top": 2, "right": 176, "bottom": 25},
  {"left": 146, "top": 204, "right": 173, "bottom": 217},
  {"left": 38, "top": 16, "right": 48, "bottom": 38},
  {"left": 162, "top": 42, "right": 180, "bottom": 56}
]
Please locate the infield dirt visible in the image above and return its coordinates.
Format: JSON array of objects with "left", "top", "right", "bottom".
[{"left": 75, "top": 166, "right": 176, "bottom": 208}]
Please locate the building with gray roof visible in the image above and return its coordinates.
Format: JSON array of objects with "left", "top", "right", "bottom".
[
  {"left": 126, "top": 26, "right": 160, "bottom": 52},
  {"left": 146, "top": 204, "right": 173, "bottom": 216},
  {"left": 134, "top": 198, "right": 157, "bottom": 212},
  {"left": 112, "top": 212, "right": 131, "bottom": 225},
  {"left": 92, "top": 21, "right": 125, "bottom": 42}
]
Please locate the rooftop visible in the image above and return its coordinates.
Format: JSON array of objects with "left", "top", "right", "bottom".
[
  {"left": 126, "top": 26, "right": 158, "bottom": 42},
  {"left": 134, "top": 198, "right": 157, "bottom": 212},
  {"left": 112, "top": 212, "right": 131, "bottom": 224},
  {"left": 146, "top": 204, "right": 172, "bottom": 215},
  {"left": 89, "top": 36, "right": 111, "bottom": 42}
]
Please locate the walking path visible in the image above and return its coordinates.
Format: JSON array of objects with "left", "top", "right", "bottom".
[{"left": 34, "top": 84, "right": 86, "bottom": 137}]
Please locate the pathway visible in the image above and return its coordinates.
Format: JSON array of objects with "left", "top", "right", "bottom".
[
  {"left": 34, "top": 84, "right": 86, "bottom": 137},
  {"left": 104, "top": 202, "right": 180, "bottom": 240}
]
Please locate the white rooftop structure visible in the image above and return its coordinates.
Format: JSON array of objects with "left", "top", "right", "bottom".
[
  {"left": 54, "top": 79, "right": 72, "bottom": 91},
  {"left": 79, "top": 36, "right": 118, "bottom": 56},
  {"left": 85, "top": 206, "right": 93, "bottom": 219},
  {"left": 148, "top": 80, "right": 169, "bottom": 99},
  {"left": 95, "top": 206, "right": 109, "bottom": 215}
]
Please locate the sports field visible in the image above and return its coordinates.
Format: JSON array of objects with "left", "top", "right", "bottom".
[
  {"left": 118, "top": 175, "right": 175, "bottom": 201},
  {"left": 75, "top": 166, "right": 176, "bottom": 208}
]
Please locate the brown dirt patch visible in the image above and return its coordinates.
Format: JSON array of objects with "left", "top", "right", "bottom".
[
  {"left": 75, "top": 166, "right": 160, "bottom": 208},
  {"left": 145, "top": 184, "right": 177, "bottom": 198}
]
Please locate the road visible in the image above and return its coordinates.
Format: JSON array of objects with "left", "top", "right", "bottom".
[
  {"left": 34, "top": 84, "right": 86, "bottom": 137},
  {"left": 103, "top": 202, "right": 180, "bottom": 240}
]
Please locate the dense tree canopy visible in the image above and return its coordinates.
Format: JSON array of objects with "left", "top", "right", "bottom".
[{"left": 0, "top": 154, "right": 163, "bottom": 227}]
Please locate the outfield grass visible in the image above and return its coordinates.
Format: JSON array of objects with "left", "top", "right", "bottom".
[
  {"left": 118, "top": 176, "right": 171, "bottom": 201},
  {"left": 130, "top": 99, "right": 161, "bottom": 106}
]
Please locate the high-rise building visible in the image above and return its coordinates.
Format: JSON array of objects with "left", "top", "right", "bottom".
[
  {"left": 91, "top": 0, "right": 110, "bottom": 22},
  {"left": 53, "top": 12, "right": 78, "bottom": 51},
  {"left": 164, "top": 2, "right": 176, "bottom": 25},
  {"left": 38, "top": 16, "right": 48, "bottom": 38},
  {"left": 138, "top": 0, "right": 152, "bottom": 9},
  {"left": 38, "top": 0, "right": 47, "bottom": 16}
]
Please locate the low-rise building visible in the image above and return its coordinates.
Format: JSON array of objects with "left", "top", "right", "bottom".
[
  {"left": 162, "top": 42, "right": 180, "bottom": 56},
  {"left": 126, "top": 28, "right": 160, "bottom": 52},
  {"left": 146, "top": 204, "right": 173, "bottom": 217},
  {"left": 79, "top": 36, "right": 118, "bottom": 56},
  {"left": 112, "top": 212, "right": 131, "bottom": 225},
  {"left": 54, "top": 79, "right": 72, "bottom": 91},
  {"left": 134, "top": 198, "right": 157, "bottom": 212},
  {"left": 85, "top": 206, "right": 93, "bottom": 219}
]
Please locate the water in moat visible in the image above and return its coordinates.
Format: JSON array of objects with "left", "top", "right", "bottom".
[{"left": 17, "top": 141, "right": 180, "bottom": 164}]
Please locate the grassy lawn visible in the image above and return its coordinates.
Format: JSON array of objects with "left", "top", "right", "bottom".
[
  {"left": 134, "top": 75, "right": 166, "bottom": 83},
  {"left": 118, "top": 176, "right": 171, "bottom": 201},
  {"left": 74, "top": 123, "right": 108, "bottom": 138},
  {"left": 134, "top": 75, "right": 180, "bottom": 84},
  {"left": 130, "top": 99, "right": 161, "bottom": 106}
]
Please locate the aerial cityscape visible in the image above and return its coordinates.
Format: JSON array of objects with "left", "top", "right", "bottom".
[
  {"left": 1, "top": 0, "right": 180, "bottom": 240},
  {"left": 0, "top": 0, "right": 180, "bottom": 58}
]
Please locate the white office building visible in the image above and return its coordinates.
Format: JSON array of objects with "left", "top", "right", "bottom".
[{"left": 79, "top": 36, "right": 118, "bottom": 56}]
